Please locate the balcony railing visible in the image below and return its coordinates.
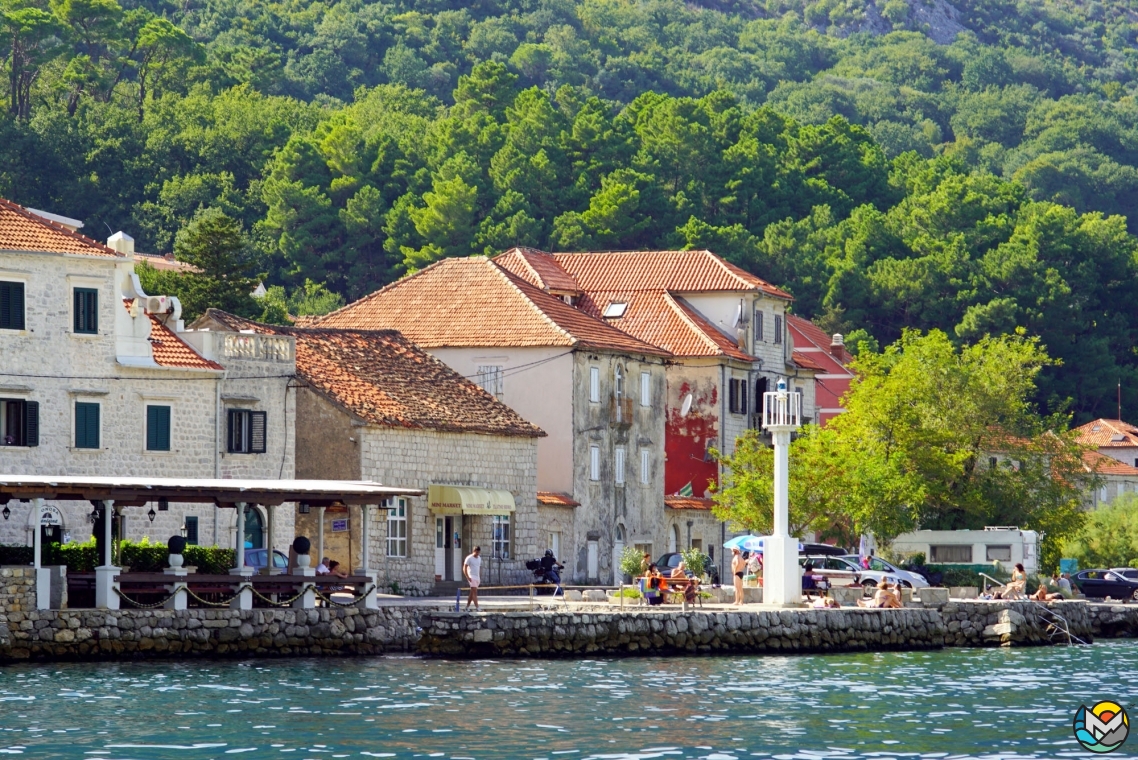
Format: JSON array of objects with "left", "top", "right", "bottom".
[
  {"left": 610, "top": 395, "right": 634, "bottom": 427},
  {"left": 223, "top": 333, "right": 294, "bottom": 362}
]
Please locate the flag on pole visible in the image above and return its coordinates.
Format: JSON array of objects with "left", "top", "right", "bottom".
[{"left": 677, "top": 482, "right": 693, "bottom": 497}]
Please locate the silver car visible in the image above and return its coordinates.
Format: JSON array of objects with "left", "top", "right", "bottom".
[{"left": 841, "top": 555, "right": 930, "bottom": 589}]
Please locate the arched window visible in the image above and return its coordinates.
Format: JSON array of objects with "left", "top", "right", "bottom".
[
  {"left": 669, "top": 524, "right": 679, "bottom": 553},
  {"left": 615, "top": 524, "right": 625, "bottom": 544},
  {"left": 244, "top": 508, "right": 264, "bottom": 550}
]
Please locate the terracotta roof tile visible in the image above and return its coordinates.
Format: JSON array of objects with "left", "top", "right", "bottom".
[
  {"left": 0, "top": 198, "right": 118, "bottom": 257},
  {"left": 537, "top": 491, "right": 580, "bottom": 507},
  {"left": 664, "top": 496, "right": 715, "bottom": 510},
  {"left": 547, "top": 249, "right": 793, "bottom": 299},
  {"left": 148, "top": 316, "right": 224, "bottom": 370},
  {"left": 496, "top": 248, "right": 580, "bottom": 293},
  {"left": 572, "top": 289, "right": 754, "bottom": 360},
  {"left": 791, "top": 350, "right": 825, "bottom": 371},
  {"left": 1075, "top": 419, "right": 1138, "bottom": 448},
  {"left": 1084, "top": 449, "right": 1138, "bottom": 475},
  {"left": 315, "top": 257, "right": 667, "bottom": 356},
  {"left": 204, "top": 310, "right": 545, "bottom": 438}
]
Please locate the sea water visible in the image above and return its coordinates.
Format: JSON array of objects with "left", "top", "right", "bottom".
[{"left": 2, "top": 641, "right": 1136, "bottom": 759}]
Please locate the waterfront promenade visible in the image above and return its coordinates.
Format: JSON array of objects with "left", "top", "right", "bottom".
[{"left": 6, "top": 563, "right": 1138, "bottom": 661}]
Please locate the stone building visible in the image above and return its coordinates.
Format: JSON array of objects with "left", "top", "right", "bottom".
[
  {"left": 492, "top": 249, "right": 818, "bottom": 578},
  {"left": 314, "top": 257, "right": 671, "bottom": 584},
  {"left": 0, "top": 198, "right": 294, "bottom": 555},
  {"left": 190, "top": 310, "right": 545, "bottom": 596}
]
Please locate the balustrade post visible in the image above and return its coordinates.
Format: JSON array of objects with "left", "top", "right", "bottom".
[
  {"left": 230, "top": 502, "right": 254, "bottom": 610},
  {"left": 95, "top": 500, "right": 120, "bottom": 610},
  {"left": 31, "top": 499, "right": 51, "bottom": 610}
]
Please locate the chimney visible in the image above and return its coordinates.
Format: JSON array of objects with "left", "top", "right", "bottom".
[
  {"left": 831, "top": 333, "right": 852, "bottom": 363},
  {"left": 107, "top": 231, "right": 135, "bottom": 257}
]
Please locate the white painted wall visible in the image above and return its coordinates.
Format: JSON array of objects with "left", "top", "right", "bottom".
[{"left": 427, "top": 347, "right": 575, "bottom": 493}]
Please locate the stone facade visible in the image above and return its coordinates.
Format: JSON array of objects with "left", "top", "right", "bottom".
[
  {"left": 571, "top": 351, "right": 667, "bottom": 584},
  {"left": 0, "top": 242, "right": 296, "bottom": 557},
  {"left": 292, "top": 388, "right": 541, "bottom": 596}
]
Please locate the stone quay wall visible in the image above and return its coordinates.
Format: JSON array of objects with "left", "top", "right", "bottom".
[
  {"left": 417, "top": 608, "right": 947, "bottom": 658},
  {"left": 941, "top": 600, "right": 1095, "bottom": 646}
]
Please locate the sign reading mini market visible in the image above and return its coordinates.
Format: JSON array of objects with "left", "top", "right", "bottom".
[{"left": 428, "top": 485, "right": 516, "bottom": 516}]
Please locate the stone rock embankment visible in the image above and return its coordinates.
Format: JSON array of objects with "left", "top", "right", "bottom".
[
  {"left": 941, "top": 601, "right": 1094, "bottom": 646},
  {"left": 0, "top": 606, "right": 429, "bottom": 661},
  {"left": 417, "top": 608, "right": 946, "bottom": 658}
]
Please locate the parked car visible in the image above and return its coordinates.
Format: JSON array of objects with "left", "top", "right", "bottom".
[
  {"left": 1074, "top": 569, "right": 1138, "bottom": 600},
  {"left": 799, "top": 555, "right": 861, "bottom": 587},
  {"left": 245, "top": 548, "right": 289, "bottom": 570},
  {"left": 1110, "top": 567, "right": 1138, "bottom": 580},
  {"left": 655, "top": 552, "right": 720, "bottom": 585},
  {"left": 840, "top": 554, "right": 930, "bottom": 589}
]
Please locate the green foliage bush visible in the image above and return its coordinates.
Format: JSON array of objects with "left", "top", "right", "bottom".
[
  {"left": 0, "top": 539, "right": 234, "bottom": 574},
  {"left": 619, "top": 545, "right": 646, "bottom": 579}
]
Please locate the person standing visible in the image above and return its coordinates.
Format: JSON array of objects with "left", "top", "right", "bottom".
[
  {"left": 731, "top": 547, "right": 745, "bottom": 606},
  {"left": 463, "top": 545, "right": 482, "bottom": 611}
]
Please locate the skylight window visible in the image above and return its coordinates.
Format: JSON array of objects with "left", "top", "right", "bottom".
[{"left": 603, "top": 301, "right": 628, "bottom": 318}]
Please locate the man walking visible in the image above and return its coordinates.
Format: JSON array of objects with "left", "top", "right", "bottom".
[{"left": 463, "top": 545, "right": 482, "bottom": 611}]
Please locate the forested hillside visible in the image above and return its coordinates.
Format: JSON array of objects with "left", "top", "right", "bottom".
[{"left": 3, "top": 0, "right": 1138, "bottom": 419}]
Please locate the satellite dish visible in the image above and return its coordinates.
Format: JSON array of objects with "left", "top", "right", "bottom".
[{"left": 680, "top": 393, "right": 693, "bottom": 417}]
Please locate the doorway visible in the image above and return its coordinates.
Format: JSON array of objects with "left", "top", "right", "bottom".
[
  {"left": 441, "top": 515, "right": 462, "bottom": 581},
  {"left": 40, "top": 525, "right": 60, "bottom": 564}
]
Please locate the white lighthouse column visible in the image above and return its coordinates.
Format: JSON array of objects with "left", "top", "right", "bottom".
[{"left": 762, "top": 379, "right": 803, "bottom": 607}]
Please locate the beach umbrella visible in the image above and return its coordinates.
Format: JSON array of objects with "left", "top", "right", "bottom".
[{"left": 724, "top": 535, "right": 804, "bottom": 553}]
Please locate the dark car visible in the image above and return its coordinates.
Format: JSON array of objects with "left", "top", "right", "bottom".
[
  {"left": 1073, "top": 569, "right": 1138, "bottom": 600},
  {"left": 655, "top": 552, "right": 720, "bottom": 585},
  {"left": 245, "top": 548, "right": 289, "bottom": 570}
]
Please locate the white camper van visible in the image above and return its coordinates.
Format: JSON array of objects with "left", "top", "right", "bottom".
[{"left": 890, "top": 527, "right": 1040, "bottom": 576}]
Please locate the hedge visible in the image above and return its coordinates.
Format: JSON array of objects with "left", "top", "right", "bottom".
[{"left": 0, "top": 538, "right": 235, "bottom": 574}]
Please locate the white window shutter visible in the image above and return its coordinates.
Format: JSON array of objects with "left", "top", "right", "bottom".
[
  {"left": 640, "top": 371, "right": 650, "bottom": 407},
  {"left": 589, "top": 366, "right": 600, "bottom": 402},
  {"left": 615, "top": 447, "right": 625, "bottom": 484},
  {"left": 640, "top": 449, "right": 650, "bottom": 484},
  {"left": 590, "top": 445, "right": 600, "bottom": 481}
]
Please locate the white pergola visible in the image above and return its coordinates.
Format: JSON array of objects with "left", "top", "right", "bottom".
[{"left": 0, "top": 475, "right": 422, "bottom": 610}]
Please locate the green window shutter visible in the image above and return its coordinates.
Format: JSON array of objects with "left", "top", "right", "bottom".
[
  {"left": 75, "top": 402, "right": 100, "bottom": 449},
  {"left": 1, "top": 281, "right": 25, "bottom": 330},
  {"left": 185, "top": 516, "right": 199, "bottom": 545},
  {"left": 25, "top": 401, "right": 39, "bottom": 447},
  {"left": 227, "top": 409, "right": 242, "bottom": 452},
  {"left": 74, "top": 288, "right": 98, "bottom": 334},
  {"left": 147, "top": 405, "right": 171, "bottom": 451}
]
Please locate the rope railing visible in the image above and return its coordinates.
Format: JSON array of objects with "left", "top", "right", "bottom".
[
  {"left": 248, "top": 584, "right": 314, "bottom": 608},
  {"left": 185, "top": 584, "right": 252, "bottom": 608},
  {"left": 313, "top": 585, "right": 376, "bottom": 608},
  {"left": 114, "top": 587, "right": 180, "bottom": 609}
]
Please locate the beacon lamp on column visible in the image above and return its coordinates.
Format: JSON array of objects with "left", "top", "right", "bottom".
[{"left": 760, "top": 378, "right": 803, "bottom": 607}]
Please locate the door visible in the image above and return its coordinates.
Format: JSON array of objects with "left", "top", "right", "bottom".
[
  {"left": 587, "top": 540, "right": 598, "bottom": 583},
  {"left": 435, "top": 518, "right": 445, "bottom": 579},
  {"left": 668, "top": 524, "right": 678, "bottom": 553},
  {"left": 612, "top": 525, "right": 624, "bottom": 584},
  {"left": 444, "top": 516, "right": 455, "bottom": 581},
  {"left": 40, "top": 525, "right": 60, "bottom": 565},
  {"left": 548, "top": 531, "right": 561, "bottom": 561}
]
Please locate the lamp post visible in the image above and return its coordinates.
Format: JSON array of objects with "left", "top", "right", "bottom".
[{"left": 761, "top": 378, "right": 802, "bottom": 607}]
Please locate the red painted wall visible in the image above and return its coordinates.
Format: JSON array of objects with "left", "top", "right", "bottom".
[{"left": 665, "top": 379, "right": 719, "bottom": 496}]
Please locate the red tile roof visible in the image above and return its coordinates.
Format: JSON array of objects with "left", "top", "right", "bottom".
[
  {"left": 1075, "top": 419, "right": 1138, "bottom": 448},
  {"left": 148, "top": 315, "right": 224, "bottom": 370},
  {"left": 0, "top": 198, "right": 119, "bottom": 257},
  {"left": 791, "top": 351, "right": 825, "bottom": 371},
  {"left": 547, "top": 249, "right": 792, "bottom": 299},
  {"left": 537, "top": 491, "right": 580, "bottom": 507},
  {"left": 664, "top": 496, "right": 715, "bottom": 510},
  {"left": 315, "top": 257, "right": 668, "bottom": 356},
  {"left": 1083, "top": 449, "right": 1138, "bottom": 476},
  {"left": 203, "top": 310, "right": 545, "bottom": 438},
  {"left": 496, "top": 248, "right": 580, "bottom": 293}
]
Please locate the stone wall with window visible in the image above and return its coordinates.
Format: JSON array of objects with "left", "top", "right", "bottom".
[
  {"left": 571, "top": 351, "right": 668, "bottom": 586},
  {"left": 358, "top": 426, "right": 540, "bottom": 596},
  {"left": 0, "top": 251, "right": 295, "bottom": 556}
]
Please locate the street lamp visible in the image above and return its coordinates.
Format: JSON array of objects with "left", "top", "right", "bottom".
[
  {"left": 180, "top": 522, "right": 188, "bottom": 538},
  {"left": 761, "top": 377, "right": 802, "bottom": 607},
  {"left": 1, "top": 505, "right": 9, "bottom": 521},
  {"left": 147, "top": 507, "right": 157, "bottom": 523}
]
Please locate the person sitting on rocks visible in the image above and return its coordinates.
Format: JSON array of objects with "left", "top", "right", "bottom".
[
  {"left": 812, "top": 596, "right": 840, "bottom": 609},
  {"left": 1004, "top": 563, "right": 1028, "bottom": 599}
]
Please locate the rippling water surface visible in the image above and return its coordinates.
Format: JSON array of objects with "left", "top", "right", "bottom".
[{"left": 2, "top": 642, "right": 1137, "bottom": 759}]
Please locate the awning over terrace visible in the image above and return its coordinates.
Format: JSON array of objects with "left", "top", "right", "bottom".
[
  {"left": 0, "top": 475, "right": 421, "bottom": 507},
  {"left": 1, "top": 475, "right": 423, "bottom": 612}
]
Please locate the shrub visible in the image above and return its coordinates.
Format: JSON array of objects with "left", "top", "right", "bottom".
[
  {"left": 1, "top": 538, "right": 234, "bottom": 573},
  {"left": 680, "top": 547, "right": 707, "bottom": 577},
  {"left": 0, "top": 545, "right": 34, "bottom": 565},
  {"left": 619, "top": 545, "right": 644, "bottom": 579},
  {"left": 612, "top": 586, "right": 642, "bottom": 598}
]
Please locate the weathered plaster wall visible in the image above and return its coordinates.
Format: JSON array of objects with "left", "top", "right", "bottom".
[
  {"left": 664, "top": 364, "right": 720, "bottom": 497},
  {"left": 571, "top": 351, "right": 667, "bottom": 584}
]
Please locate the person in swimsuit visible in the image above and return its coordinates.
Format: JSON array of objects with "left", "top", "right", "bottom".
[{"left": 731, "top": 547, "right": 745, "bottom": 606}]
